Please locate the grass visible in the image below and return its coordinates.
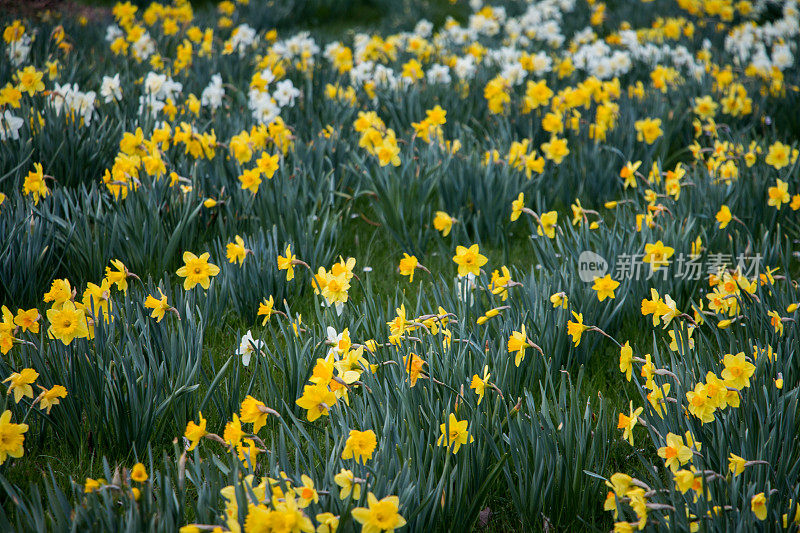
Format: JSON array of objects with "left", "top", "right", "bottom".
[
  {"left": 2, "top": 141, "right": 644, "bottom": 531},
  {"left": 1, "top": 189, "right": 645, "bottom": 531},
  {"left": 5, "top": 0, "right": 797, "bottom": 530}
]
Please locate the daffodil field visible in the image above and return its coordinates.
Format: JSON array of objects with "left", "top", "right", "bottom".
[{"left": 1, "top": 0, "right": 800, "bottom": 530}]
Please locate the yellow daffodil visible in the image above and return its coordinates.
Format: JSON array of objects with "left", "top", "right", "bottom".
[{"left": 176, "top": 252, "right": 220, "bottom": 290}]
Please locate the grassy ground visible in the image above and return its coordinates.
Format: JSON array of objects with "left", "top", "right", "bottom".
[
  {"left": 0, "top": 1, "right": 672, "bottom": 530},
  {"left": 2, "top": 186, "right": 642, "bottom": 529}
]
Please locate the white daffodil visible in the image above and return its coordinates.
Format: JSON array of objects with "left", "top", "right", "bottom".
[{"left": 235, "top": 330, "right": 265, "bottom": 366}]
